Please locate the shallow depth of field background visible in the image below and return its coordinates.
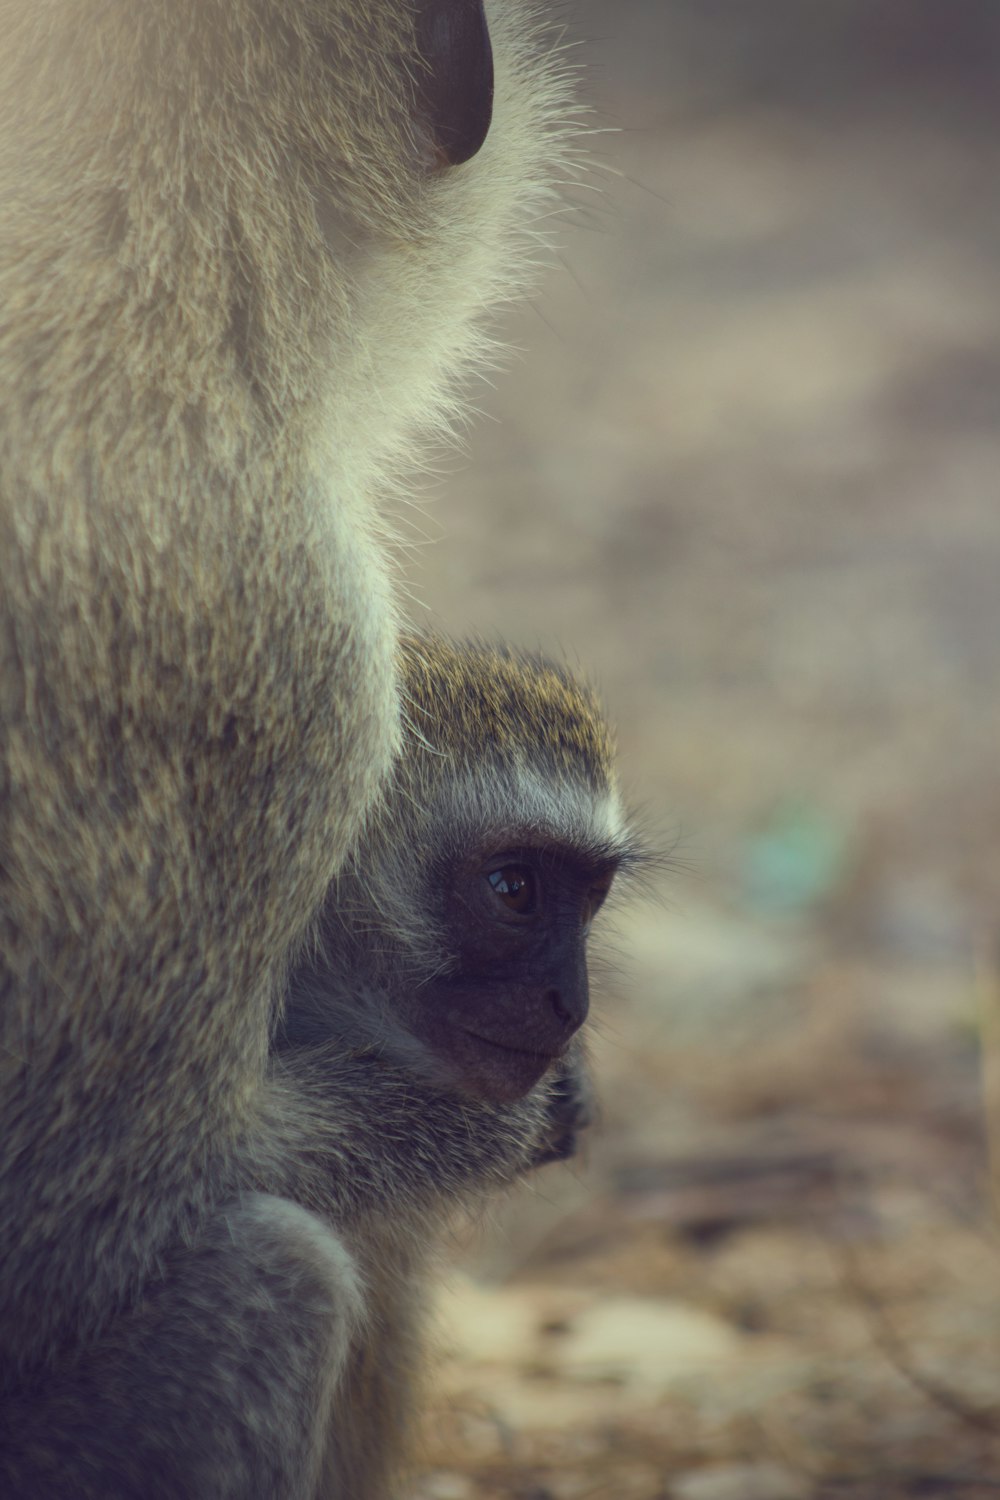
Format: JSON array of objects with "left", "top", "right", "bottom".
[{"left": 401, "top": 5, "right": 1000, "bottom": 1495}]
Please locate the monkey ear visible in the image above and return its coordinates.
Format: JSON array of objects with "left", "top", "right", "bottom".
[{"left": 414, "top": 0, "right": 494, "bottom": 166}]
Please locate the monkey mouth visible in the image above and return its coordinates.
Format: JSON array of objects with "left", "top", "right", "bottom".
[
  {"left": 456, "top": 1026, "right": 561, "bottom": 1065},
  {"left": 414, "top": 1002, "right": 564, "bottom": 1103},
  {"left": 443, "top": 1025, "right": 563, "bottom": 1105}
]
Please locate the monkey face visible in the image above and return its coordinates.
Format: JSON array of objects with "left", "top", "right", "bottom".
[{"left": 407, "top": 845, "right": 617, "bottom": 1105}]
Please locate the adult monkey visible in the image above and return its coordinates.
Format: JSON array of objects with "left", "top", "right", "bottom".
[{"left": 0, "top": 0, "right": 574, "bottom": 1490}]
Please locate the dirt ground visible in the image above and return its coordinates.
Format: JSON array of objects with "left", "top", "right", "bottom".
[{"left": 396, "top": 5, "right": 1000, "bottom": 1496}]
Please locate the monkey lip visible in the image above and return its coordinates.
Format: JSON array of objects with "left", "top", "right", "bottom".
[
  {"left": 415, "top": 1004, "right": 565, "bottom": 1102},
  {"left": 447, "top": 1026, "right": 562, "bottom": 1104},
  {"left": 456, "top": 1026, "right": 561, "bottom": 1065}
]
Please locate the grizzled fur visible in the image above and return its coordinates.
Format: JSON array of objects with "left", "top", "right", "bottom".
[
  {"left": 0, "top": 0, "right": 578, "bottom": 1494},
  {"left": 400, "top": 635, "right": 617, "bottom": 789},
  {"left": 4, "top": 635, "right": 613, "bottom": 1500}
]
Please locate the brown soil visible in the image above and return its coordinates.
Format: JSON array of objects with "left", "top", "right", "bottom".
[{"left": 397, "top": 5, "right": 1000, "bottom": 1495}]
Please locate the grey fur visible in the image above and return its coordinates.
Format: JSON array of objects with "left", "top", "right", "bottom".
[
  {"left": 0, "top": 0, "right": 577, "bottom": 1493},
  {"left": 3, "top": 629, "right": 617, "bottom": 1500}
]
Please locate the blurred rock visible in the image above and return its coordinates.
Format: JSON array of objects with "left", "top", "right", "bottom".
[
  {"left": 557, "top": 1297, "right": 744, "bottom": 1390},
  {"left": 670, "top": 1462, "right": 808, "bottom": 1500},
  {"left": 414, "top": 1477, "right": 474, "bottom": 1500}
]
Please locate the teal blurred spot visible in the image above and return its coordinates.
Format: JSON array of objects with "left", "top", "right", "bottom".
[{"left": 742, "top": 800, "right": 850, "bottom": 915}]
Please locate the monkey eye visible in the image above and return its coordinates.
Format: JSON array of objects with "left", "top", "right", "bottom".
[{"left": 486, "top": 865, "right": 538, "bottom": 916}]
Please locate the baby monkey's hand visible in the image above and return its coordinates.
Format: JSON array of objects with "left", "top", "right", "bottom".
[{"left": 532, "top": 1052, "right": 596, "bottom": 1168}]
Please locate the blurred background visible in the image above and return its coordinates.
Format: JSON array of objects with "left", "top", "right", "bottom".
[{"left": 403, "top": 4, "right": 1000, "bottom": 1495}]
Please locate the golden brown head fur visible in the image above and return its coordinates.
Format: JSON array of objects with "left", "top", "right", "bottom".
[{"left": 400, "top": 634, "right": 617, "bottom": 790}]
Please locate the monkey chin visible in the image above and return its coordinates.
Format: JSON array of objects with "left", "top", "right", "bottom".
[{"left": 430, "top": 1024, "right": 563, "bottom": 1106}]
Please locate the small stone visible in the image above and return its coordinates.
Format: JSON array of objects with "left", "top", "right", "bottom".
[
  {"left": 671, "top": 1461, "right": 808, "bottom": 1500},
  {"left": 417, "top": 1474, "right": 474, "bottom": 1500},
  {"left": 557, "top": 1297, "right": 743, "bottom": 1391}
]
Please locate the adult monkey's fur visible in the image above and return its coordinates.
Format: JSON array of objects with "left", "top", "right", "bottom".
[{"left": 0, "top": 0, "right": 575, "bottom": 1492}]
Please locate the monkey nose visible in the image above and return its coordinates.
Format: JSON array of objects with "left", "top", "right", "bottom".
[{"left": 546, "top": 985, "right": 589, "bottom": 1036}]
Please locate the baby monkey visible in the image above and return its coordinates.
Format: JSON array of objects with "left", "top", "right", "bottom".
[
  {"left": 3, "top": 634, "right": 635, "bottom": 1500},
  {"left": 269, "top": 632, "right": 638, "bottom": 1495}
]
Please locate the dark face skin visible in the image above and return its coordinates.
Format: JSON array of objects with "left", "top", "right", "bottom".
[{"left": 409, "top": 843, "right": 618, "bottom": 1104}]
